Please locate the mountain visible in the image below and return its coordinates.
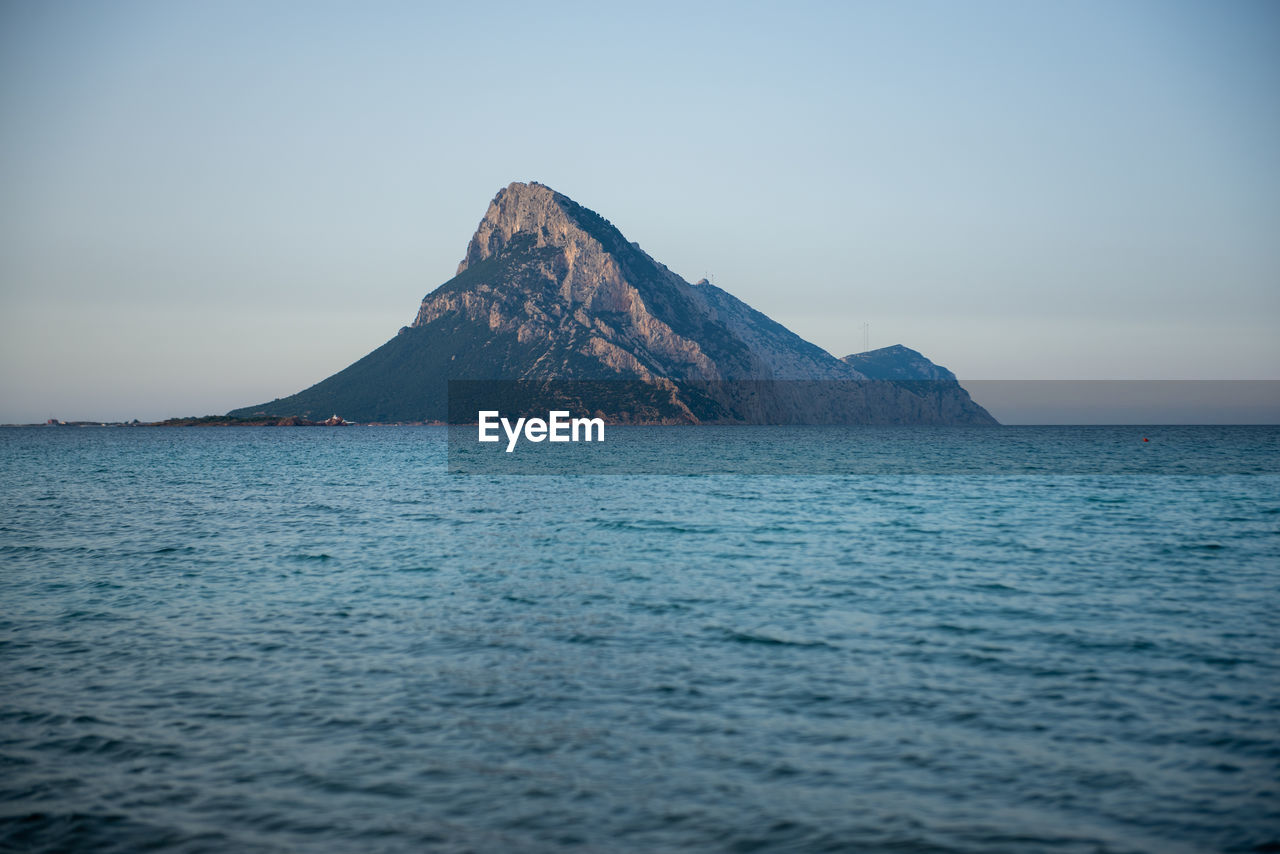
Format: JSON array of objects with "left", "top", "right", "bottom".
[{"left": 229, "top": 182, "right": 995, "bottom": 425}]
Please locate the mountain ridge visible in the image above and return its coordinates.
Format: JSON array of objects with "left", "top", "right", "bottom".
[{"left": 229, "top": 182, "right": 995, "bottom": 425}]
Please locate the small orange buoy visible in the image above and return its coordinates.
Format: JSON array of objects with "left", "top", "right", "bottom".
[{"left": 1143, "top": 437, "right": 1149, "bottom": 442}]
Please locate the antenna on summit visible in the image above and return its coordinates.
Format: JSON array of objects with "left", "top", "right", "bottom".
[{"left": 860, "top": 322, "right": 870, "bottom": 352}]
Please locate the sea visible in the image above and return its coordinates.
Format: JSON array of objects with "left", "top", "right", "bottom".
[{"left": 1, "top": 426, "right": 1277, "bottom": 854}]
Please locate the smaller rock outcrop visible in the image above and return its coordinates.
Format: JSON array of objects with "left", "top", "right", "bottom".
[{"left": 842, "top": 345, "right": 958, "bottom": 381}]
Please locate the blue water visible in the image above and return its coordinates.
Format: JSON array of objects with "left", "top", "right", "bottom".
[{"left": 1, "top": 426, "right": 1278, "bottom": 853}]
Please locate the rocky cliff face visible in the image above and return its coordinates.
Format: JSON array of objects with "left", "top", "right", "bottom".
[
  {"left": 229, "top": 182, "right": 996, "bottom": 424},
  {"left": 412, "top": 182, "right": 778, "bottom": 383}
]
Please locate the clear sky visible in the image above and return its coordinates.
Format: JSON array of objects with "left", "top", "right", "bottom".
[{"left": 1, "top": 0, "right": 1277, "bottom": 422}]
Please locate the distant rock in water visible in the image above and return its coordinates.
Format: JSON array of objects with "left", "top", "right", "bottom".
[{"left": 229, "top": 182, "right": 996, "bottom": 425}]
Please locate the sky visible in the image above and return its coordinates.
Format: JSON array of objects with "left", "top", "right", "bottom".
[{"left": 1, "top": 0, "right": 1277, "bottom": 423}]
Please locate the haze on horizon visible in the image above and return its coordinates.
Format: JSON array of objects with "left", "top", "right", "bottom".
[{"left": 1, "top": 0, "right": 1277, "bottom": 424}]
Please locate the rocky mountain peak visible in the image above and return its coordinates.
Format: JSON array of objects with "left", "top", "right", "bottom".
[
  {"left": 416, "top": 182, "right": 877, "bottom": 383},
  {"left": 417, "top": 181, "right": 726, "bottom": 381},
  {"left": 457, "top": 181, "right": 579, "bottom": 275}
]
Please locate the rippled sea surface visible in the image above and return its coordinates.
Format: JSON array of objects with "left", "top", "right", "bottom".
[{"left": 2, "top": 426, "right": 1278, "bottom": 853}]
